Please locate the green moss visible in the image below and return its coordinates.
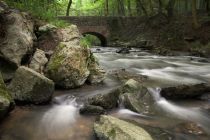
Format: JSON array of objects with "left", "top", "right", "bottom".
[
  {"left": 0, "top": 73, "right": 13, "bottom": 102},
  {"left": 108, "top": 129, "right": 116, "bottom": 138},
  {"left": 47, "top": 43, "right": 66, "bottom": 74}
]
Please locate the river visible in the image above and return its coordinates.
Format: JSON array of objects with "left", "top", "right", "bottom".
[{"left": 0, "top": 47, "right": 210, "bottom": 140}]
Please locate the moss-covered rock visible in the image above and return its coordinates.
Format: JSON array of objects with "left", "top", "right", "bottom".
[
  {"left": 8, "top": 66, "right": 54, "bottom": 104},
  {"left": 0, "top": 72, "right": 14, "bottom": 120},
  {"left": 94, "top": 115, "right": 153, "bottom": 140},
  {"left": 45, "top": 25, "right": 92, "bottom": 89}
]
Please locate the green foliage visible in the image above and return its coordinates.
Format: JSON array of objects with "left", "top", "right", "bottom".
[
  {"left": 80, "top": 34, "right": 101, "bottom": 47},
  {"left": 5, "top": 0, "right": 69, "bottom": 27},
  {"left": 80, "top": 36, "right": 92, "bottom": 48}
]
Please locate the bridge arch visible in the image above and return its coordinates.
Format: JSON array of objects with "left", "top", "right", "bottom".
[{"left": 82, "top": 32, "right": 107, "bottom": 47}]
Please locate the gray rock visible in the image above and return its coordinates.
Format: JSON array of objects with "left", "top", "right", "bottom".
[
  {"left": 0, "top": 72, "right": 14, "bottom": 120},
  {"left": 80, "top": 104, "right": 105, "bottom": 115},
  {"left": 29, "top": 49, "right": 48, "bottom": 74},
  {"left": 46, "top": 25, "right": 91, "bottom": 89},
  {"left": 121, "top": 92, "right": 155, "bottom": 115},
  {"left": 8, "top": 66, "right": 54, "bottom": 104},
  {"left": 121, "top": 79, "right": 142, "bottom": 93},
  {"left": 87, "top": 54, "right": 105, "bottom": 84},
  {"left": 38, "top": 24, "right": 57, "bottom": 33},
  {"left": 94, "top": 115, "right": 153, "bottom": 140},
  {"left": 88, "top": 88, "right": 121, "bottom": 109},
  {"left": 120, "top": 79, "right": 156, "bottom": 115},
  {"left": 0, "top": 10, "right": 35, "bottom": 66},
  {"left": 0, "top": 58, "right": 17, "bottom": 81},
  {"left": 160, "top": 83, "right": 210, "bottom": 99}
]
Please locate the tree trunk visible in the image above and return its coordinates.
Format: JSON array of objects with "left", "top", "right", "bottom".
[
  {"left": 105, "top": 0, "right": 109, "bottom": 16},
  {"left": 117, "top": 0, "right": 125, "bottom": 16},
  {"left": 158, "top": 0, "right": 163, "bottom": 14},
  {"left": 136, "top": 0, "right": 148, "bottom": 16},
  {"left": 206, "top": 0, "right": 210, "bottom": 14},
  {"left": 192, "top": 0, "right": 200, "bottom": 28},
  {"left": 127, "top": 0, "right": 132, "bottom": 16},
  {"left": 66, "top": 0, "right": 72, "bottom": 16},
  {"left": 167, "top": 0, "right": 175, "bottom": 17}
]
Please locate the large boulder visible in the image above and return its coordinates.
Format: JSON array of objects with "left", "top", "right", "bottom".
[
  {"left": 120, "top": 79, "right": 156, "bottom": 115},
  {"left": 94, "top": 115, "right": 153, "bottom": 140},
  {"left": 0, "top": 72, "right": 14, "bottom": 120},
  {"left": 46, "top": 41, "right": 90, "bottom": 89},
  {"left": 8, "top": 66, "right": 54, "bottom": 104},
  {"left": 29, "top": 49, "right": 48, "bottom": 74},
  {"left": 160, "top": 83, "right": 210, "bottom": 99},
  {"left": 0, "top": 9, "right": 35, "bottom": 66},
  {"left": 46, "top": 25, "right": 105, "bottom": 89}
]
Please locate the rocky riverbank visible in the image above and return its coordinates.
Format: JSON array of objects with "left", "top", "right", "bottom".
[{"left": 0, "top": 1, "right": 105, "bottom": 119}]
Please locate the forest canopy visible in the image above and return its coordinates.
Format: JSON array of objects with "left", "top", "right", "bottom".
[{"left": 4, "top": 0, "right": 210, "bottom": 29}]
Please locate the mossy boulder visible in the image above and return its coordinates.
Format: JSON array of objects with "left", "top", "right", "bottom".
[
  {"left": 0, "top": 72, "right": 14, "bottom": 120},
  {"left": 94, "top": 115, "right": 153, "bottom": 140},
  {"left": 46, "top": 25, "right": 91, "bottom": 89},
  {"left": 8, "top": 66, "right": 54, "bottom": 104},
  {"left": 46, "top": 41, "right": 90, "bottom": 89}
]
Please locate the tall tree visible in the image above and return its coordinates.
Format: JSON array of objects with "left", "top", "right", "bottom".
[
  {"left": 127, "top": 0, "right": 132, "bottom": 16},
  {"left": 117, "top": 0, "right": 126, "bottom": 16},
  {"left": 105, "top": 0, "right": 109, "bottom": 16},
  {"left": 192, "top": 0, "right": 200, "bottom": 28},
  {"left": 66, "top": 0, "right": 72, "bottom": 16},
  {"left": 158, "top": 0, "right": 163, "bottom": 14},
  {"left": 167, "top": 0, "right": 175, "bottom": 17},
  {"left": 136, "top": 0, "right": 148, "bottom": 16}
]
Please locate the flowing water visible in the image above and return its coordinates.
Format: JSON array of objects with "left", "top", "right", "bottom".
[{"left": 0, "top": 47, "right": 210, "bottom": 140}]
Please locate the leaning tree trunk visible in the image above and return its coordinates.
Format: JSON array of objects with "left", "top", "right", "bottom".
[
  {"left": 66, "top": 0, "right": 72, "bottom": 16},
  {"left": 192, "top": 0, "right": 200, "bottom": 28}
]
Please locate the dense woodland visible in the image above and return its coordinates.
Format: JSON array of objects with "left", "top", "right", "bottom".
[
  {"left": 3, "top": 0, "right": 210, "bottom": 56},
  {"left": 4, "top": 0, "right": 210, "bottom": 25}
]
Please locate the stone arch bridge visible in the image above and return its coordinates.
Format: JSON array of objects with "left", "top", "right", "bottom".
[{"left": 58, "top": 16, "right": 146, "bottom": 47}]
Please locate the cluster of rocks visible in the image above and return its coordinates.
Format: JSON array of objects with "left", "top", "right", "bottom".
[
  {"left": 0, "top": 1, "right": 105, "bottom": 120},
  {"left": 88, "top": 78, "right": 210, "bottom": 140}
]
